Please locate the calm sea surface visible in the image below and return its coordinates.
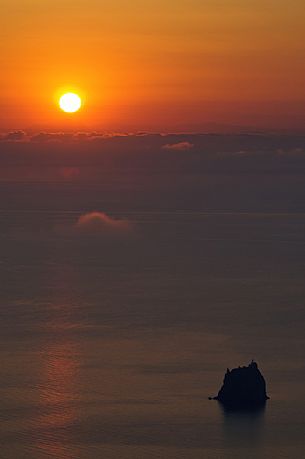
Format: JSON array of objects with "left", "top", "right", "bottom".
[{"left": 0, "top": 182, "right": 305, "bottom": 458}]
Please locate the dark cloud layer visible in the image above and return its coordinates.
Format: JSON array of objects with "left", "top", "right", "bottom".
[
  {"left": 0, "top": 132, "right": 305, "bottom": 213},
  {"left": 0, "top": 133, "right": 304, "bottom": 174}
]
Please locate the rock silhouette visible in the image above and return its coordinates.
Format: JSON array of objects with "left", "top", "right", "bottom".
[{"left": 210, "top": 361, "right": 269, "bottom": 409}]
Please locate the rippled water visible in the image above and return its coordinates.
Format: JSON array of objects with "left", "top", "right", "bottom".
[{"left": 0, "top": 196, "right": 305, "bottom": 457}]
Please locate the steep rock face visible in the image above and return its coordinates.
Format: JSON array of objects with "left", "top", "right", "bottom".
[{"left": 211, "top": 361, "right": 269, "bottom": 408}]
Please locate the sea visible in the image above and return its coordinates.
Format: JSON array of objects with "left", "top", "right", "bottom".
[{"left": 0, "top": 137, "right": 305, "bottom": 458}]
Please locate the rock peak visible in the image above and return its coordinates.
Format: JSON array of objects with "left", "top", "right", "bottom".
[{"left": 210, "top": 361, "right": 269, "bottom": 409}]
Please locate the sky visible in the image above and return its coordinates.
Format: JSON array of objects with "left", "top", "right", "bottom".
[{"left": 1, "top": 0, "right": 305, "bottom": 131}]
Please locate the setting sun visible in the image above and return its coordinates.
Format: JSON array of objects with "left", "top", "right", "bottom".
[{"left": 59, "top": 93, "right": 82, "bottom": 113}]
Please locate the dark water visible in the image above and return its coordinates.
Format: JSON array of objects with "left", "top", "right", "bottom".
[{"left": 0, "top": 182, "right": 305, "bottom": 458}]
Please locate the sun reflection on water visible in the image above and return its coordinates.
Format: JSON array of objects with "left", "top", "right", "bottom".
[{"left": 32, "top": 266, "right": 84, "bottom": 458}]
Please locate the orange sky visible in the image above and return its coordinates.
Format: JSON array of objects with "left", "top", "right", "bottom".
[{"left": 1, "top": 0, "right": 305, "bottom": 131}]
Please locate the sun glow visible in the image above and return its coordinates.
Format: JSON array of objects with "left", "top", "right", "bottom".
[{"left": 59, "top": 93, "right": 82, "bottom": 113}]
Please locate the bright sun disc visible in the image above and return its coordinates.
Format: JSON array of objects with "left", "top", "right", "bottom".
[{"left": 59, "top": 93, "right": 82, "bottom": 113}]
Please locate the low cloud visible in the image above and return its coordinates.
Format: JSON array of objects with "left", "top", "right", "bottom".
[
  {"left": 30, "top": 132, "right": 54, "bottom": 142},
  {"left": 1, "top": 130, "right": 26, "bottom": 141},
  {"left": 30, "top": 132, "right": 74, "bottom": 142},
  {"left": 75, "top": 212, "right": 133, "bottom": 235},
  {"left": 162, "top": 141, "right": 194, "bottom": 151}
]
